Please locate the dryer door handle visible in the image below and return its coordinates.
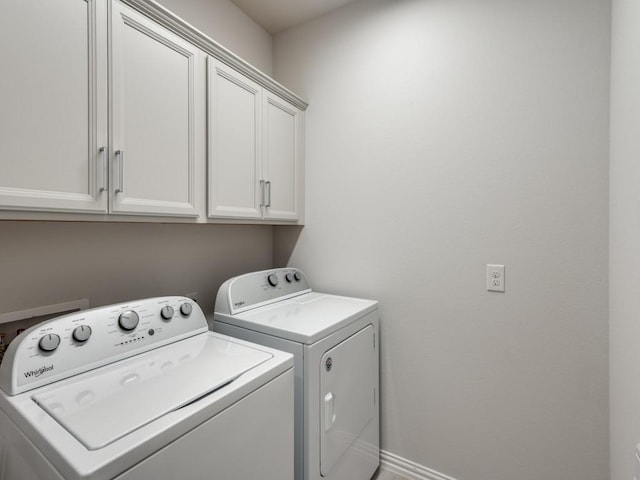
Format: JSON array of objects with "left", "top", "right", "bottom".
[{"left": 324, "top": 392, "right": 336, "bottom": 431}]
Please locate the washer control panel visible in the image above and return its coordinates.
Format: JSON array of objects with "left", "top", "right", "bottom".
[
  {"left": 0, "top": 296, "right": 207, "bottom": 395},
  {"left": 215, "top": 268, "right": 311, "bottom": 315}
]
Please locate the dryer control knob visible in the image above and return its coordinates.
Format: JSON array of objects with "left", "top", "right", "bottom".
[
  {"left": 39, "top": 333, "right": 61, "bottom": 352},
  {"left": 180, "top": 303, "right": 193, "bottom": 317},
  {"left": 285, "top": 273, "right": 293, "bottom": 283},
  {"left": 267, "top": 273, "right": 279, "bottom": 287},
  {"left": 160, "top": 306, "right": 174, "bottom": 320},
  {"left": 118, "top": 310, "right": 139, "bottom": 331},
  {"left": 293, "top": 272, "right": 301, "bottom": 281},
  {"left": 72, "top": 325, "right": 92, "bottom": 343}
]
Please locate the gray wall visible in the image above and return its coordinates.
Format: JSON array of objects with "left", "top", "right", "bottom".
[
  {"left": 0, "top": 222, "right": 272, "bottom": 316},
  {"left": 273, "top": 1, "right": 610, "bottom": 479},
  {"left": 159, "top": 0, "right": 273, "bottom": 75},
  {"left": 609, "top": 0, "right": 640, "bottom": 478},
  {"left": 0, "top": 0, "right": 275, "bottom": 318}
]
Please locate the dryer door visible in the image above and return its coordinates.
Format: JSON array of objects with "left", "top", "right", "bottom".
[{"left": 320, "top": 325, "right": 375, "bottom": 476}]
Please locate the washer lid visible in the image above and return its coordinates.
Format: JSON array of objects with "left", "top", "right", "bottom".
[
  {"left": 219, "top": 292, "right": 378, "bottom": 344},
  {"left": 31, "top": 333, "right": 272, "bottom": 450}
]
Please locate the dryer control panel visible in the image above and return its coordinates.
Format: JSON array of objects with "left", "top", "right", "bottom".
[
  {"left": 0, "top": 296, "right": 207, "bottom": 395},
  {"left": 215, "top": 268, "right": 311, "bottom": 315}
]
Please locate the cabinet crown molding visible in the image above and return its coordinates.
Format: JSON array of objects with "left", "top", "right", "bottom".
[{"left": 120, "top": 0, "right": 308, "bottom": 111}]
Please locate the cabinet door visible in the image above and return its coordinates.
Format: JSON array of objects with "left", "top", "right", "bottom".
[
  {"left": 263, "top": 92, "right": 302, "bottom": 222},
  {"left": 0, "top": 0, "right": 108, "bottom": 213},
  {"left": 207, "top": 58, "right": 262, "bottom": 219},
  {"left": 110, "top": 1, "right": 201, "bottom": 217}
]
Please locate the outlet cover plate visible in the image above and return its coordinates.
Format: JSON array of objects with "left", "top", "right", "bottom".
[{"left": 487, "top": 264, "right": 505, "bottom": 292}]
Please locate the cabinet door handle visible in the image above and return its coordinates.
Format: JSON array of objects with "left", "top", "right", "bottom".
[
  {"left": 259, "top": 180, "right": 265, "bottom": 208},
  {"left": 265, "top": 181, "right": 271, "bottom": 208},
  {"left": 114, "top": 150, "right": 124, "bottom": 194},
  {"left": 98, "top": 147, "right": 107, "bottom": 193}
]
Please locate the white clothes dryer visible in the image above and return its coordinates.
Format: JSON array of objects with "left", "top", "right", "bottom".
[
  {"left": 0, "top": 296, "right": 294, "bottom": 480},
  {"left": 213, "top": 268, "right": 380, "bottom": 480}
]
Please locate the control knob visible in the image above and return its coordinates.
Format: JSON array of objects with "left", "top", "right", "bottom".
[
  {"left": 293, "top": 272, "right": 302, "bottom": 281},
  {"left": 160, "top": 306, "right": 174, "bottom": 320},
  {"left": 118, "top": 310, "right": 139, "bottom": 331},
  {"left": 180, "top": 303, "right": 193, "bottom": 317},
  {"left": 285, "top": 273, "right": 293, "bottom": 283},
  {"left": 267, "top": 273, "right": 279, "bottom": 287},
  {"left": 39, "top": 333, "right": 61, "bottom": 352},
  {"left": 72, "top": 325, "right": 92, "bottom": 343}
]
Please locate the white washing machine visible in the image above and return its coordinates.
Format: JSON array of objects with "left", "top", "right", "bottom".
[
  {"left": 0, "top": 296, "right": 294, "bottom": 480},
  {"left": 213, "top": 268, "right": 380, "bottom": 480}
]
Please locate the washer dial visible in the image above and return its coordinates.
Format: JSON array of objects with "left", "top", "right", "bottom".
[
  {"left": 267, "top": 273, "right": 279, "bottom": 287},
  {"left": 180, "top": 303, "right": 193, "bottom": 316},
  {"left": 118, "top": 310, "right": 139, "bottom": 331},
  {"left": 72, "top": 325, "right": 92, "bottom": 343},
  {"left": 39, "top": 334, "right": 61, "bottom": 352},
  {"left": 160, "top": 306, "right": 174, "bottom": 320}
]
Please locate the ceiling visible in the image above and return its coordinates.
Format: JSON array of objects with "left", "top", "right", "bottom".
[{"left": 230, "top": 0, "right": 360, "bottom": 34}]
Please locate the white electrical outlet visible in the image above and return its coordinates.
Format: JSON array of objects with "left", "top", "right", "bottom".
[{"left": 486, "top": 264, "right": 505, "bottom": 292}]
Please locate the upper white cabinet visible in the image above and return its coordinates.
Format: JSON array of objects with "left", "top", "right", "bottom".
[
  {"left": 0, "top": 0, "right": 202, "bottom": 217},
  {"left": 263, "top": 92, "right": 303, "bottom": 222},
  {"left": 208, "top": 59, "right": 303, "bottom": 222},
  {"left": 0, "top": 0, "right": 305, "bottom": 223},
  {"left": 0, "top": 0, "right": 108, "bottom": 213},
  {"left": 207, "top": 59, "right": 262, "bottom": 220},
  {"left": 110, "top": 1, "right": 202, "bottom": 217}
]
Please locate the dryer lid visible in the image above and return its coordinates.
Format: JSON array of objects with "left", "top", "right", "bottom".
[
  {"left": 221, "top": 292, "right": 378, "bottom": 344},
  {"left": 31, "top": 333, "right": 272, "bottom": 450}
]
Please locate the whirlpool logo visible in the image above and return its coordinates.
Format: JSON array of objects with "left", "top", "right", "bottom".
[{"left": 23, "top": 365, "right": 54, "bottom": 379}]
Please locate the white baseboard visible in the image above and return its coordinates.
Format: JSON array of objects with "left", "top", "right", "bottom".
[{"left": 379, "top": 450, "right": 458, "bottom": 480}]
